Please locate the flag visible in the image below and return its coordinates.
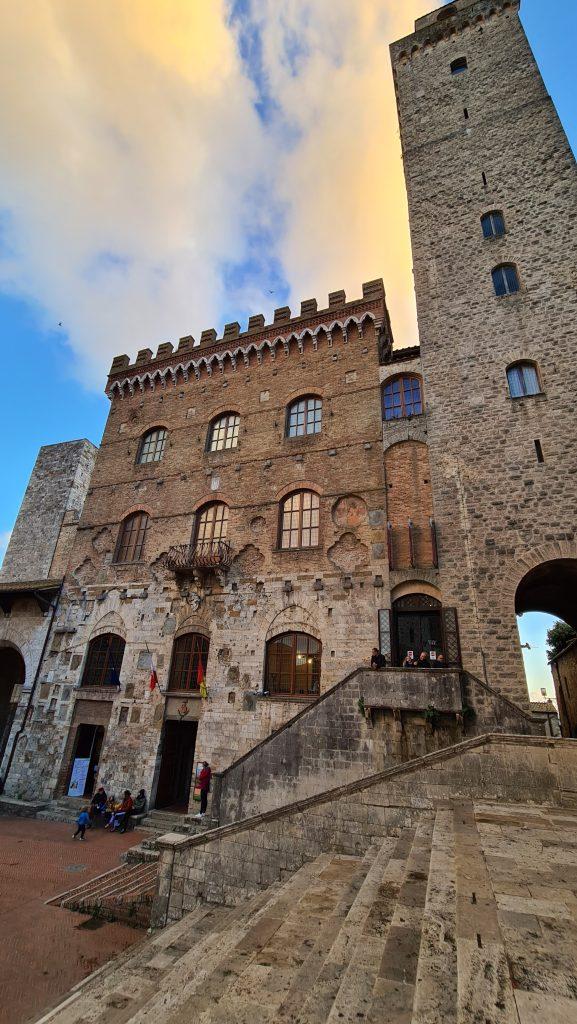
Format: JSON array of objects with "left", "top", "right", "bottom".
[
  {"left": 197, "top": 659, "right": 208, "bottom": 699},
  {"left": 149, "top": 657, "right": 159, "bottom": 692}
]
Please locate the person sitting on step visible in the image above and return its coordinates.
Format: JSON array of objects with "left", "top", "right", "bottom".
[
  {"left": 105, "top": 790, "right": 133, "bottom": 832},
  {"left": 119, "top": 788, "right": 147, "bottom": 833}
]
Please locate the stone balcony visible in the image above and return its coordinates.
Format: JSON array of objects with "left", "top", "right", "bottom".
[
  {"left": 358, "top": 667, "right": 463, "bottom": 714},
  {"left": 162, "top": 541, "right": 233, "bottom": 578}
]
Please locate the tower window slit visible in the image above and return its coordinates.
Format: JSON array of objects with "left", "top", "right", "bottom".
[{"left": 534, "top": 440, "right": 544, "bottom": 464}]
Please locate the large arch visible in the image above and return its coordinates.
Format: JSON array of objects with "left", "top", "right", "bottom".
[
  {"left": 0, "top": 643, "right": 25, "bottom": 762},
  {"left": 515, "top": 559, "right": 577, "bottom": 631}
]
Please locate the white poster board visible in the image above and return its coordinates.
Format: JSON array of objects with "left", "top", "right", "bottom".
[{"left": 68, "top": 758, "right": 90, "bottom": 797}]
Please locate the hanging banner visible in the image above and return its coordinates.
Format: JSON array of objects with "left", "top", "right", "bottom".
[{"left": 67, "top": 758, "right": 90, "bottom": 797}]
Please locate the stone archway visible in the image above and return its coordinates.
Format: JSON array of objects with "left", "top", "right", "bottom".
[
  {"left": 0, "top": 645, "right": 25, "bottom": 762},
  {"left": 515, "top": 559, "right": 577, "bottom": 630}
]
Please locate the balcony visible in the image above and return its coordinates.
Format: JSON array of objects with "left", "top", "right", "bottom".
[{"left": 162, "top": 541, "right": 234, "bottom": 578}]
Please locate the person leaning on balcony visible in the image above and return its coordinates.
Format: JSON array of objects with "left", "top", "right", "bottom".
[
  {"left": 371, "top": 647, "right": 387, "bottom": 670},
  {"left": 402, "top": 652, "right": 416, "bottom": 668},
  {"left": 416, "top": 651, "right": 431, "bottom": 668}
]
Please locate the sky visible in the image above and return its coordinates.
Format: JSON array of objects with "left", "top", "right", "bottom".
[{"left": 0, "top": 0, "right": 575, "bottom": 698}]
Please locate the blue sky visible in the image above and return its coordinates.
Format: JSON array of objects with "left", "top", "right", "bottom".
[{"left": 0, "top": 0, "right": 575, "bottom": 699}]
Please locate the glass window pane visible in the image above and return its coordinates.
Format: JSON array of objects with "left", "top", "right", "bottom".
[
  {"left": 522, "top": 364, "right": 539, "bottom": 395},
  {"left": 504, "top": 265, "right": 519, "bottom": 293},
  {"left": 492, "top": 267, "right": 506, "bottom": 296},
  {"left": 507, "top": 366, "right": 524, "bottom": 398}
]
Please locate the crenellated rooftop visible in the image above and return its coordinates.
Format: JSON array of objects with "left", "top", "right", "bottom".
[
  {"left": 391, "top": 0, "right": 519, "bottom": 60},
  {"left": 106, "top": 279, "right": 395, "bottom": 398}
]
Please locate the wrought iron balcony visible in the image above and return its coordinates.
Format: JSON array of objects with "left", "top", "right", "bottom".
[{"left": 162, "top": 541, "right": 234, "bottom": 577}]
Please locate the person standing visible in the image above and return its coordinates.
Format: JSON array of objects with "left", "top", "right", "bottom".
[
  {"left": 193, "top": 762, "right": 212, "bottom": 819},
  {"left": 73, "top": 807, "right": 90, "bottom": 841},
  {"left": 370, "top": 647, "right": 387, "bottom": 670}
]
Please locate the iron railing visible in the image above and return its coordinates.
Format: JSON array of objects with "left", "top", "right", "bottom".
[{"left": 162, "top": 541, "right": 233, "bottom": 577}]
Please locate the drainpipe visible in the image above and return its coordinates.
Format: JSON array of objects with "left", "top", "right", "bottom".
[{"left": 0, "top": 587, "right": 61, "bottom": 794}]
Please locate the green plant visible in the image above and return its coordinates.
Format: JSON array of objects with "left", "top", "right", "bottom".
[
  {"left": 357, "top": 696, "right": 366, "bottom": 717},
  {"left": 462, "top": 704, "right": 476, "bottom": 723},
  {"left": 424, "top": 704, "right": 441, "bottom": 731}
]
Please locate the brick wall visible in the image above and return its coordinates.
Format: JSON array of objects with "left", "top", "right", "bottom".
[{"left": 385, "top": 441, "right": 434, "bottom": 568}]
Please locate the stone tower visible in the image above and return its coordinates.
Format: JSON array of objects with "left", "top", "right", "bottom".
[{"left": 391, "top": 1, "right": 577, "bottom": 704}]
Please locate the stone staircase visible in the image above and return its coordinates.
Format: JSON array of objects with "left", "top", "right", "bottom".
[
  {"left": 46, "top": 860, "right": 160, "bottom": 929},
  {"left": 35, "top": 798, "right": 577, "bottom": 1023}
]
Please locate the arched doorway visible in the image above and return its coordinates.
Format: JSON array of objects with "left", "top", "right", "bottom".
[
  {"left": 0, "top": 645, "right": 25, "bottom": 763},
  {"left": 516, "top": 559, "right": 577, "bottom": 736},
  {"left": 390, "top": 594, "right": 461, "bottom": 667}
]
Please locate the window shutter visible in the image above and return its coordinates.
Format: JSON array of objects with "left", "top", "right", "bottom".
[
  {"left": 442, "top": 607, "right": 462, "bottom": 667},
  {"left": 378, "top": 609, "right": 393, "bottom": 663}
]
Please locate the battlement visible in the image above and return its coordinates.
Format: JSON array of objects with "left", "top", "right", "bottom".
[
  {"left": 391, "top": 0, "right": 519, "bottom": 60},
  {"left": 107, "top": 279, "right": 389, "bottom": 396}
]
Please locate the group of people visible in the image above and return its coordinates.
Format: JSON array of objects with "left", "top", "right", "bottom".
[
  {"left": 370, "top": 648, "right": 445, "bottom": 670},
  {"left": 72, "top": 787, "right": 147, "bottom": 841}
]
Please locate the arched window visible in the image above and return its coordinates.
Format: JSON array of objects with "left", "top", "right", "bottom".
[
  {"left": 382, "top": 375, "right": 423, "bottom": 421},
  {"left": 265, "top": 632, "right": 321, "bottom": 696},
  {"left": 168, "top": 633, "right": 209, "bottom": 691},
  {"left": 481, "top": 210, "right": 506, "bottom": 239},
  {"left": 507, "top": 362, "right": 540, "bottom": 398},
  {"left": 137, "top": 427, "right": 167, "bottom": 464},
  {"left": 450, "top": 57, "right": 468, "bottom": 74},
  {"left": 207, "top": 413, "right": 240, "bottom": 452},
  {"left": 280, "top": 490, "right": 319, "bottom": 549},
  {"left": 195, "top": 502, "right": 229, "bottom": 545},
  {"left": 492, "top": 263, "right": 520, "bottom": 296},
  {"left": 114, "top": 512, "right": 148, "bottom": 562},
  {"left": 286, "top": 396, "right": 322, "bottom": 437},
  {"left": 81, "top": 633, "right": 125, "bottom": 687}
]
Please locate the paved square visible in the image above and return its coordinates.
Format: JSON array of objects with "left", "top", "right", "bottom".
[{"left": 0, "top": 816, "right": 144, "bottom": 1024}]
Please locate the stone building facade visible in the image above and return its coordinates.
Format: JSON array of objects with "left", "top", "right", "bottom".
[
  {"left": 6, "top": 283, "right": 420, "bottom": 807},
  {"left": 390, "top": 0, "right": 577, "bottom": 704},
  {"left": 0, "top": 440, "right": 96, "bottom": 789},
  {"left": 2, "top": 0, "right": 576, "bottom": 813},
  {"left": 551, "top": 639, "right": 577, "bottom": 738}
]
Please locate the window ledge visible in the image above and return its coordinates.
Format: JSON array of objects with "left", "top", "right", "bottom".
[
  {"left": 258, "top": 693, "right": 318, "bottom": 703},
  {"left": 507, "top": 392, "right": 545, "bottom": 401},
  {"left": 272, "top": 545, "right": 322, "bottom": 555},
  {"left": 165, "top": 689, "right": 202, "bottom": 698},
  {"left": 382, "top": 411, "right": 424, "bottom": 425},
  {"left": 111, "top": 560, "right": 146, "bottom": 567}
]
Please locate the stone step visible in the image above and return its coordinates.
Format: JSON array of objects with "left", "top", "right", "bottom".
[
  {"left": 41, "top": 856, "right": 336, "bottom": 1024},
  {"left": 46, "top": 860, "right": 159, "bottom": 929}
]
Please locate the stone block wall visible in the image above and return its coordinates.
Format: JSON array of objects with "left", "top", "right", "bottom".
[
  {"left": 212, "top": 666, "right": 538, "bottom": 824},
  {"left": 391, "top": 0, "right": 577, "bottom": 704},
  {"left": 0, "top": 440, "right": 96, "bottom": 584},
  {"left": 154, "top": 735, "right": 577, "bottom": 924}
]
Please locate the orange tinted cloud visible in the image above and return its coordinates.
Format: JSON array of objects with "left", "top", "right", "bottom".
[{"left": 0, "top": 0, "right": 438, "bottom": 384}]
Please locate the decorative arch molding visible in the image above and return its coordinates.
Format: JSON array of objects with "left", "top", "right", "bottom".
[
  {"left": 284, "top": 385, "right": 326, "bottom": 406},
  {"left": 206, "top": 404, "right": 241, "bottom": 423},
  {"left": 265, "top": 605, "right": 321, "bottom": 643},
  {"left": 174, "top": 615, "right": 211, "bottom": 641},
  {"left": 391, "top": 580, "right": 442, "bottom": 603},
  {"left": 274, "top": 480, "right": 323, "bottom": 503},
  {"left": 190, "top": 492, "right": 231, "bottom": 514},
  {"left": 107, "top": 313, "right": 378, "bottom": 399},
  {"left": 88, "top": 611, "right": 127, "bottom": 641},
  {"left": 114, "top": 504, "right": 154, "bottom": 524}
]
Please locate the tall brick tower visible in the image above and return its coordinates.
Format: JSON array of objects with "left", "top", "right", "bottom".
[{"left": 390, "top": 0, "right": 577, "bottom": 704}]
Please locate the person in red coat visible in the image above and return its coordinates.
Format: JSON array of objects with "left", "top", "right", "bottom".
[{"left": 194, "top": 762, "right": 211, "bottom": 818}]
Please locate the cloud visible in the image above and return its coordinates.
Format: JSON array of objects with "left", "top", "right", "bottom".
[{"left": 0, "top": 0, "right": 439, "bottom": 387}]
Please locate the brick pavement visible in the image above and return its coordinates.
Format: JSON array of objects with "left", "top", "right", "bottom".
[{"left": 0, "top": 816, "right": 144, "bottom": 1024}]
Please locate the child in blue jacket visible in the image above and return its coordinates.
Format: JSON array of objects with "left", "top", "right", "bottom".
[{"left": 73, "top": 807, "right": 90, "bottom": 841}]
